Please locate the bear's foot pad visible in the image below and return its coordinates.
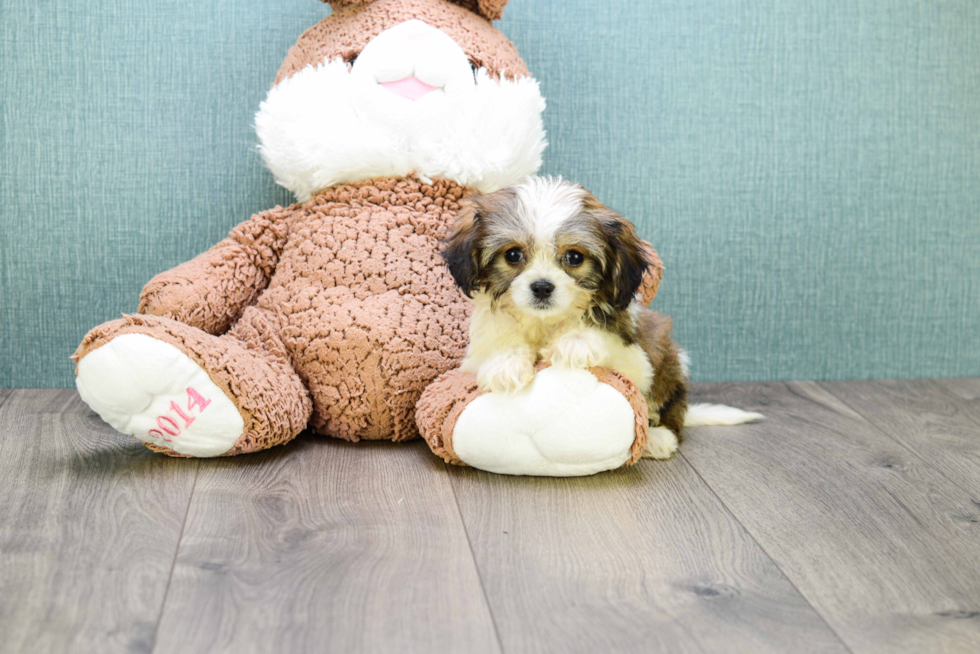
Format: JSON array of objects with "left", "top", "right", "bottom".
[
  {"left": 76, "top": 334, "right": 243, "bottom": 457},
  {"left": 452, "top": 368, "right": 639, "bottom": 476}
]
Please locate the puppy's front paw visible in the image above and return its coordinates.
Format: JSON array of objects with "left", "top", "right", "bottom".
[
  {"left": 477, "top": 353, "right": 536, "bottom": 394},
  {"left": 642, "top": 426, "right": 679, "bottom": 460},
  {"left": 546, "top": 331, "right": 606, "bottom": 369}
]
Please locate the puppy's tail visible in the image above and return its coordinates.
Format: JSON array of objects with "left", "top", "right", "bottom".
[{"left": 684, "top": 403, "right": 764, "bottom": 427}]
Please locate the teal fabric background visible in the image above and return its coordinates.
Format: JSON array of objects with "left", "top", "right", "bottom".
[{"left": 2, "top": 0, "right": 979, "bottom": 388}]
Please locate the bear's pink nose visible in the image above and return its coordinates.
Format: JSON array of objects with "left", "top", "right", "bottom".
[{"left": 380, "top": 77, "right": 440, "bottom": 101}]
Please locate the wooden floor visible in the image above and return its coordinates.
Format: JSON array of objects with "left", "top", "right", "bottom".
[{"left": 1, "top": 380, "right": 979, "bottom": 653}]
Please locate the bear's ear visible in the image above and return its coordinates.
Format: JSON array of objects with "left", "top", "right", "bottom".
[
  {"left": 320, "top": 0, "right": 377, "bottom": 7},
  {"left": 321, "top": 1, "right": 510, "bottom": 22},
  {"left": 450, "top": 0, "right": 510, "bottom": 21}
]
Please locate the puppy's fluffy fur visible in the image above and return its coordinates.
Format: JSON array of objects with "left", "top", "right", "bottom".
[{"left": 442, "top": 176, "right": 690, "bottom": 459}]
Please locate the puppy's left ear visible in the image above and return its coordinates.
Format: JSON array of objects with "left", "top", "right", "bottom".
[
  {"left": 442, "top": 196, "right": 483, "bottom": 297},
  {"left": 586, "top": 198, "right": 651, "bottom": 310}
]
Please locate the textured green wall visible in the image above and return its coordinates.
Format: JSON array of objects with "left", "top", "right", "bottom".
[{"left": 2, "top": 0, "right": 979, "bottom": 388}]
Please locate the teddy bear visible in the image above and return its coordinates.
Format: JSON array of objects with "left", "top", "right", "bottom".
[{"left": 73, "top": 0, "right": 664, "bottom": 473}]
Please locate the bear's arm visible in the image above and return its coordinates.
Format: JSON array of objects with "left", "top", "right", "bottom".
[
  {"left": 138, "top": 203, "right": 302, "bottom": 334},
  {"left": 639, "top": 241, "right": 664, "bottom": 306}
]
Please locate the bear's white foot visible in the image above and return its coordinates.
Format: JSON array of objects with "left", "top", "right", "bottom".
[
  {"left": 452, "top": 367, "right": 638, "bottom": 476},
  {"left": 76, "top": 334, "right": 244, "bottom": 457},
  {"left": 642, "top": 426, "right": 679, "bottom": 460}
]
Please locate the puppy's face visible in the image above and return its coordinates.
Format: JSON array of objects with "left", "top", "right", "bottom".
[{"left": 443, "top": 177, "right": 650, "bottom": 323}]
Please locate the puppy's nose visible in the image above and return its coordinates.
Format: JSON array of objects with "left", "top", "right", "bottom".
[{"left": 530, "top": 280, "right": 555, "bottom": 299}]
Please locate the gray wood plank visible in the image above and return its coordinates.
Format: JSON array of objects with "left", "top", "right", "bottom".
[
  {"left": 448, "top": 455, "right": 850, "bottom": 653},
  {"left": 933, "top": 378, "right": 980, "bottom": 428},
  {"left": 153, "top": 439, "right": 500, "bottom": 654},
  {"left": 0, "top": 390, "right": 198, "bottom": 654},
  {"left": 819, "top": 379, "right": 980, "bottom": 496},
  {"left": 0, "top": 387, "right": 87, "bottom": 414},
  {"left": 935, "top": 378, "right": 980, "bottom": 400},
  {"left": 683, "top": 381, "right": 980, "bottom": 654}
]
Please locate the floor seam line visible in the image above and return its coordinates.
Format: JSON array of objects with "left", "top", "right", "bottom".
[
  {"left": 148, "top": 459, "right": 201, "bottom": 654},
  {"left": 445, "top": 464, "right": 506, "bottom": 654},
  {"left": 678, "top": 442, "right": 856, "bottom": 654}
]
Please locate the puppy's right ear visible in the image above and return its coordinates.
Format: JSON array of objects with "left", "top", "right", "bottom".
[{"left": 442, "top": 196, "right": 483, "bottom": 298}]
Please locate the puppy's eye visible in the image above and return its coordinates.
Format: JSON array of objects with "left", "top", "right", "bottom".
[
  {"left": 346, "top": 53, "right": 360, "bottom": 67},
  {"left": 564, "top": 250, "right": 585, "bottom": 267},
  {"left": 468, "top": 59, "right": 480, "bottom": 80},
  {"left": 504, "top": 248, "right": 525, "bottom": 265}
]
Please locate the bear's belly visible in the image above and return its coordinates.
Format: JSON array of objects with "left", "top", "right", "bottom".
[
  {"left": 258, "top": 202, "right": 465, "bottom": 320},
  {"left": 267, "top": 221, "right": 451, "bottom": 301},
  {"left": 260, "top": 229, "right": 471, "bottom": 439},
  {"left": 251, "top": 177, "right": 473, "bottom": 440}
]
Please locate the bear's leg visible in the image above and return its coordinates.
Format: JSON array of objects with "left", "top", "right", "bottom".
[{"left": 74, "top": 307, "right": 312, "bottom": 457}]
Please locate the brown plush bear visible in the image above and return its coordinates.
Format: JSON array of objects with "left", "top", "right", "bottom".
[{"left": 73, "top": 0, "right": 663, "bottom": 464}]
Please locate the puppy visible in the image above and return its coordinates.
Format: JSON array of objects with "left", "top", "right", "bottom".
[{"left": 442, "top": 176, "right": 694, "bottom": 459}]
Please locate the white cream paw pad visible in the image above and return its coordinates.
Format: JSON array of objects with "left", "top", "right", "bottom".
[
  {"left": 76, "top": 334, "right": 244, "bottom": 457},
  {"left": 452, "top": 367, "right": 637, "bottom": 477}
]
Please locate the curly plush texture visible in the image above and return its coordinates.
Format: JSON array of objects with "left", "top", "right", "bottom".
[
  {"left": 638, "top": 242, "right": 665, "bottom": 304},
  {"left": 415, "top": 365, "right": 650, "bottom": 468},
  {"left": 138, "top": 204, "right": 300, "bottom": 334},
  {"left": 414, "top": 367, "right": 482, "bottom": 465},
  {"left": 280, "top": 0, "right": 528, "bottom": 84}
]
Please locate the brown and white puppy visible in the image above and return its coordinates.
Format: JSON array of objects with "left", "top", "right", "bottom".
[{"left": 442, "top": 176, "right": 691, "bottom": 458}]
